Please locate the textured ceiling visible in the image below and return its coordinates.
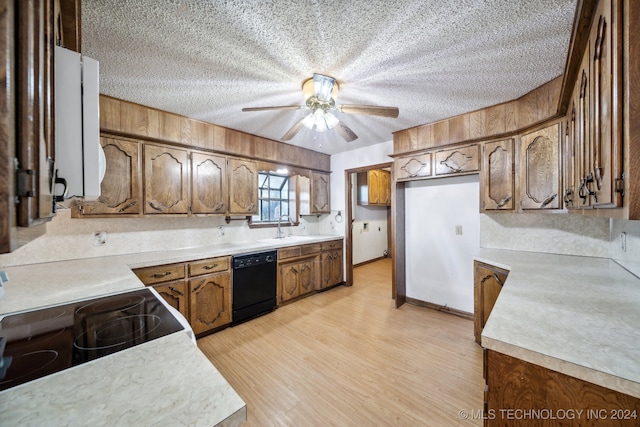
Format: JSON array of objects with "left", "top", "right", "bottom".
[{"left": 82, "top": 0, "right": 577, "bottom": 155}]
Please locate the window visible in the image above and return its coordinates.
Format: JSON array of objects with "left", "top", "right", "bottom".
[{"left": 252, "top": 172, "right": 290, "bottom": 223}]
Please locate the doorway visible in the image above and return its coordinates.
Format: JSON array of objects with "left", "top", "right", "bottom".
[{"left": 344, "top": 162, "right": 393, "bottom": 288}]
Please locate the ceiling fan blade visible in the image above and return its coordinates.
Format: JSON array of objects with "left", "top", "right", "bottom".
[
  {"left": 338, "top": 104, "right": 399, "bottom": 118},
  {"left": 335, "top": 122, "right": 358, "bottom": 142},
  {"left": 313, "top": 73, "right": 335, "bottom": 102},
  {"left": 281, "top": 116, "right": 308, "bottom": 141},
  {"left": 242, "top": 105, "right": 305, "bottom": 112}
]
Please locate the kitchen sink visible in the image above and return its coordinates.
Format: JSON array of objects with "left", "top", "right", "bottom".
[{"left": 256, "top": 235, "right": 315, "bottom": 244}]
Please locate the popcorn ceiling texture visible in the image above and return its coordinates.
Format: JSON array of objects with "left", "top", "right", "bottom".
[{"left": 82, "top": 0, "right": 577, "bottom": 154}]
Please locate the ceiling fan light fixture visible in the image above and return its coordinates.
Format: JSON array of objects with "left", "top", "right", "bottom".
[
  {"left": 301, "top": 112, "right": 316, "bottom": 129},
  {"left": 324, "top": 111, "right": 339, "bottom": 129},
  {"left": 302, "top": 74, "right": 339, "bottom": 103}
]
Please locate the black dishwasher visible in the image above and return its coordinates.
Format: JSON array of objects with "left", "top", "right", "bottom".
[{"left": 232, "top": 250, "right": 277, "bottom": 324}]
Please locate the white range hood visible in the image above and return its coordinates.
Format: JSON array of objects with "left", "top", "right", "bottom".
[{"left": 54, "top": 46, "right": 104, "bottom": 201}]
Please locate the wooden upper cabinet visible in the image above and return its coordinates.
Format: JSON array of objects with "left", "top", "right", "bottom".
[
  {"left": 191, "top": 151, "right": 227, "bottom": 214},
  {"left": 394, "top": 152, "right": 432, "bottom": 181},
  {"left": 481, "top": 139, "right": 515, "bottom": 211},
  {"left": 310, "top": 171, "right": 331, "bottom": 213},
  {"left": 228, "top": 158, "right": 258, "bottom": 215},
  {"left": 143, "top": 144, "right": 189, "bottom": 214},
  {"left": 83, "top": 136, "right": 141, "bottom": 215},
  {"left": 590, "top": 0, "right": 623, "bottom": 209},
  {"left": 434, "top": 144, "right": 480, "bottom": 176},
  {"left": 519, "top": 123, "right": 562, "bottom": 210},
  {"left": 357, "top": 169, "right": 391, "bottom": 206}
]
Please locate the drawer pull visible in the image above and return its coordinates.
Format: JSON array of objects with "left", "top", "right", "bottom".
[
  {"left": 493, "top": 273, "right": 504, "bottom": 287},
  {"left": 152, "top": 271, "right": 172, "bottom": 278},
  {"left": 202, "top": 263, "right": 219, "bottom": 270},
  {"left": 168, "top": 286, "right": 184, "bottom": 296},
  {"left": 148, "top": 201, "right": 163, "bottom": 212}
]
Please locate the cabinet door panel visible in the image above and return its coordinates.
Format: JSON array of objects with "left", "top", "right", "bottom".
[
  {"left": 310, "top": 171, "right": 331, "bottom": 213},
  {"left": 379, "top": 170, "right": 391, "bottom": 205},
  {"left": 520, "top": 123, "right": 561, "bottom": 210},
  {"left": 481, "top": 139, "right": 514, "bottom": 211},
  {"left": 153, "top": 279, "right": 189, "bottom": 320},
  {"left": 228, "top": 158, "right": 258, "bottom": 214},
  {"left": 191, "top": 152, "right": 227, "bottom": 214},
  {"left": 279, "top": 263, "right": 299, "bottom": 302},
  {"left": 299, "top": 260, "right": 315, "bottom": 296},
  {"left": 144, "top": 144, "right": 189, "bottom": 214},
  {"left": 473, "top": 261, "right": 508, "bottom": 344},
  {"left": 591, "top": 0, "right": 623, "bottom": 208},
  {"left": 84, "top": 137, "right": 141, "bottom": 215},
  {"left": 189, "top": 272, "right": 231, "bottom": 334},
  {"left": 434, "top": 144, "right": 479, "bottom": 176},
  {"left": 394, "top": 153, "right": 432, "bottom": 181}
]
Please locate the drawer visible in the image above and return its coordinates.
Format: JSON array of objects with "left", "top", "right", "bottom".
[
  {"left": 189, "top": 256, "right": 230, "bottom": 276},
  {"left": 278, "top": 246, "right": 301, "bottom": 260},
  {"left": 321, "top": 240, "right": 342, "bottom": 251},
  {"left": 133, "top": 263, "right": 186, "bottom": 285},
  {"left": 301, "top": 243, "right": 321, "bottom": 255}
]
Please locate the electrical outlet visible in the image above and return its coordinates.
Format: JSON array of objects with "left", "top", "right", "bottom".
[
  {"left": 93, "top": 231, "right": 107, "bottom": 246},
  {"left": 620, "top": 232, "right": 626, "bottom": 252},
  {"left": 455, "top": 225, "right": 463, "bottom": 235},
  {"left": 218, "top": 225, "right": 225, "bottom": 237}
]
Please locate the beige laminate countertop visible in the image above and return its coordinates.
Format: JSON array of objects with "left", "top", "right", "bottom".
[
  {"left": 477, "top": 248, "right": 640, "bottom": 399},
  {"left": 0, "top": 234, "right": 342, "bottom": 426}
]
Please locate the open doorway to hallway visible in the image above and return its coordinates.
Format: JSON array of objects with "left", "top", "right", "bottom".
[{"left": 344, "top": 163, "right": 392, "bottom": 288}]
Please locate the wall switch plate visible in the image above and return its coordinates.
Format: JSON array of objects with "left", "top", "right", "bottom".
[
  {"left": 93, "top": 231, "right": 107, "bottom": 246},
  {"left": 620, "top": 232, "right": 626, "bottom": 252},
  {"left": 455, "top": 225, "right": 463, "bottom": 235}
]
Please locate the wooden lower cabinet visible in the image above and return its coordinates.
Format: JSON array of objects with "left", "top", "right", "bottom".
[
  {"left": 474, "top": 261, "right": 509, "bottom": 345},
  {"left": 484, "top": 350, "right": 640, "bottom": 427},
  {"left": 152, "top": 279, "right": 189, "bottom": 320},
  {"left": 189, "top": 272, "right": 231, "bottom": 335},
  {"left": 133, "top": 255, "right": 232, "bottom": 337},
  {"left": 278, "top": 256, "right": 318, "bottom": 303},
  {"left": 320, "top": 244, "right": 343, "bottom": 290}
]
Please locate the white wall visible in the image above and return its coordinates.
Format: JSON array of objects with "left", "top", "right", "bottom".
[
  {"left": 610, "top": 219, "right": 640, "bottom": 277},
  {"left": 405, "top": 174, "right": 480, "bottom": 313},
  {"left": 350, "top": 173, "right": 389, "bottom": 264}
]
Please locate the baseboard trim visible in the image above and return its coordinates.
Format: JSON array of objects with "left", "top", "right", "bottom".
[
  {"left": 354, "top": 256, "right": 390, "bottom": 268},
  {"left": 405, "top": 297, "right": 473, "bottom": 320}
]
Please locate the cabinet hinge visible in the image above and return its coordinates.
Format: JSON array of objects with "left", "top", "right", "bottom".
[
  {"left": 17, "top": 168, "right": 36, "bottom": 198},
  {"left": 615, "top": 174, "right": 624, "bottom": 195}
]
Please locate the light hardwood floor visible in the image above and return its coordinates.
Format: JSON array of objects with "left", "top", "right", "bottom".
[{"left": 198, "top": 258, "right": 484, "bottom": 426}]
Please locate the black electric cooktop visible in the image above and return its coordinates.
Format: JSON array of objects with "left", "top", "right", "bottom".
[{"left": 0, "top": 288, "right": 184, "bottom": 392}]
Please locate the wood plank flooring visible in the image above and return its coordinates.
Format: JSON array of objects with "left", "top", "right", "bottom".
[{"left": 198, "top": 259, "right": 484, "bottom": 426}]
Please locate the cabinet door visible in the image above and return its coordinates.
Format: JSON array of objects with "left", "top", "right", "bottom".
[
  {"left": 228, "top": 158, "right": 258, "bottom": 214},
  {"left": 520, "top": 123, "right": 561, "bottom": 210},
  {"left": 573, "top": 50, "right": 593, "bottom": 208},
  {"left": 379, "top": 170, "right": 391, "bottom": 205},
  {"left": 298, "top": 258, "right": 316, "bottom": 296},
  {"left": 310, "top": 171, "right": 331, "bottom": 213},
  {"left": 473, "top": 261, "right": 508, "bottom": 345},
  {"left": 590, "top": 0, "right": 623, "bottom": 209},
  {"left": 16, "top": 0, "right": 56, "bottom": 227},
  {"left": 191, "top": 152, "right": 227, "bottom": 214},
  {"left": 153, "top": 279, "right": 189, "bottom": 321},
  {"left": 83, "top": 136, "right": 141, "bottom": 215},
  {"left": 279, "top": 262, "right": 300, "bottom": 302},
  {"left": 394, "top": 153, "right": 432, "bottom": 181},
  {"left": 434, "top": 144, "right": 480, "bottom": 176},
  {"left": 144, "top": 144, "right": 189, "bottom": 214},
  {"left": 481, "top": 139, "right": 514, "bottom": 211},
  {"left": 368, "top": 170, "right": 381, "bottom": 204},
  {"left": 189, "top": 272, "right": 231, "bottom": 335},
  {"left": 330, "top": 250, "right": 343, "bottom": 286}
]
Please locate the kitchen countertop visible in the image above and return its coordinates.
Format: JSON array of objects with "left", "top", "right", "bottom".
[
  {"left": 477, "top": 249, "right": 640, "bottom": 399},
  {"left": 0, "top": 234, "right": 343, "bottom": 426}
]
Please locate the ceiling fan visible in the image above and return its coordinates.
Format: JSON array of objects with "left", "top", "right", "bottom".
[{"left": 242, "top": 73, "right": 399, "bottom": 143}]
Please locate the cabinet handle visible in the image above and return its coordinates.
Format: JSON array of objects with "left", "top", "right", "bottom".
[
  {"left": 148, "top": 201, "right": 163, "bottom": 212},
  {"left": 540, "top": 193, "right": 557, "bottom": 208},
  {"left": 193, "top": 279, "right": 205, "bottom": 292},
  {"left": 168, "top": 286, "right": 184, "bottom": 296},
  {"left": 246, "top": 203, "right": 255, "bottom": 211},
  {"left": 300, "top": 264, "right": 308, "bottom": 272},
  {"left": 493, "top": 273, "right": 504, "bottom": 287},
  {"left": 118, "top": 201, "right": 137, "bottom": 212},
  {"left": 152, "top": 271, "right": 172, "bottom": 278},
  {"left": 202, "top": 263, "right": 219, "bottom": 270},
  {"left": 563, "top": 190, "right": 573, "bottom": 208},
  {"left": 578, "top": 173, "right": 598, "bottom": 205},
  {"left": 213, "top": 202, "right": 225, "bottom": 212},
  {"left": 496, "top": 196, "right": 511, "bottom": 208}
]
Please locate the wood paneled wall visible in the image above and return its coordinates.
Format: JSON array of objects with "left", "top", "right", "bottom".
[
  {"left": 393, "top": 76, "right": 562, "bottom": 154},
  {"left": 99, "top": 95, "right": 331, "bottom": 172},
  {"left": 627, "top": 0, "right": 640, "bottom": 220}
]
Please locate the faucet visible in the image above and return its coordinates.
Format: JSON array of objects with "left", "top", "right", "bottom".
[{"left": 276, "top": 215, "right": 285, "bottom": 238}]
